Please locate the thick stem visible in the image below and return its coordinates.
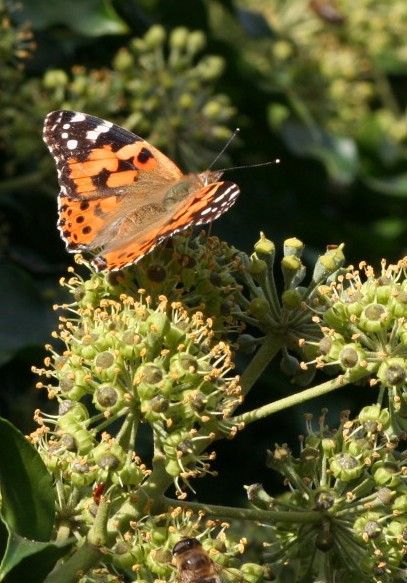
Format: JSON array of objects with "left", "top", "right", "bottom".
[
  {"left": 160, "top": 496, "right": 321, "bottom": 524},
  {"left": 240, "top": 335, "right": 283, "bottom": 397},
  {"left": 233, "top": 373, "right": 369, "bottom": 426},
  {"left": 43, "top": 542, "right": 102, "bottom": 583}
]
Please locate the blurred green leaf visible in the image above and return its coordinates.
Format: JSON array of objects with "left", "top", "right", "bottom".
[
  {"left": 280, "top": 121, "right": 359, "bottom": 185},
  {"left": 236, "top": 7, "right": 274, "bottom": 37},
  {"left": 0, "top": 530, "right": 71, "bottom": 582},
  {"left": 363, "top": 173, "right": 407, "bottom": 197},
  {"left": 0, "top": 417, "right": 55, "bottom": 541},
  {"left": 20, "top": 0, "right": 128, "bottom": 36},
  {"left": 0, "top": 265, "right": 53, "bottom": 366}
]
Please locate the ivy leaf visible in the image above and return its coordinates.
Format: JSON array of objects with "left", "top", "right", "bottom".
[
  {"left": 0, "top": 530, "right": 71, "bottom": 582},
  {"left": 0, "top": 417, "right": 55, "bottom": 541},
  {"left": 280, "top": 121, "right": 359, "bottom": 186},
  {"left": 19, "top": 0, "right": 128, "bottom": 36},
  {"left": 363, "top": 173, "right": 407, "bottom": 197}
]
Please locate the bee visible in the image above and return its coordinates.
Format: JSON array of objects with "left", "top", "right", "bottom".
[{"left": 172, "top": 537, "right": 222, "bottom": 583}]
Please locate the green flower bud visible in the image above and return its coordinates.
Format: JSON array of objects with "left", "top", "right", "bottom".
[
  {"left": 358, "top": 404, "right": 390, "bottom": 430},
  {"left": 170, "top": 27, "right": 188, "bottom": 49},
  {"left": 281, "top": 255, "right": 305, "bottom": 289},
  {"left": 359, "top": 303, "right": 390, "bottom": 333},
  {"left": 197, "top": 55, "right": 224, "bottom": 80},
  {"left": 144, "top": 25, "right": 166, "bottom": 48},
  {"left": 240, "top": 562, "right": 266, "bottom": 583},
  {"left": 254, "top": 232, "right": 275, "bottom": 259},
  {"left": 43, "top": 69, "right": 68, "bottom": 89},
  {"left": 70, "top": 461, "right": 97, "bottom": 487},
  {"left": 237, "top": 334, "right": 257, "bottom": 354},
  {"left": 283, "top": 237, "right": 304, "bottom": 258},
  {"left": 393, "top": 494, "right": 407, "bottom": 513},
  {"left": 186, "top": 30, "right": 206, "bottom": 54},
  {"left": 113, "top": 48, "right": 134, "bottom": 71},
  {"left": 378, "top": 357, "right": 407, "bottom": 388},
  {"left": 248, "top": 297, "right": 271, "bottom": 321},
  {"left": 281, "top": 289, "right": 303, "bottom": 309},
  {"left": 389, "top": 290, "right": 407, "bottom": 317},
  {"left": 319, "top": 334, "right": 344, "bottom": 361},
  {"left": 312, "top": 244, "right": 345, "bottom": 283},
  {"left": 249, "top": 254, "right": 267, "bottom": 276},
  {"left": 354, "top": 512, "right": 383, "bottom": 540},
  {"left": 373, "top": 463, "right": 400, "bottom": 488},
  {"left": 93, "top": 384, "right": 123, "bottom": 413},
  {"left": 313, "top": 490, "right": 336, "bottom": 510},
  {"left": 329, "top": 453, "right": 363, "bottom": 481}
]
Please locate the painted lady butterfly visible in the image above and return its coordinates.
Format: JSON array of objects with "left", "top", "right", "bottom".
[{"left": 43, "top": 111, "right": 240, "bottom": 271}]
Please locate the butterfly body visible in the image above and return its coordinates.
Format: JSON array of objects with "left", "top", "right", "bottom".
[{"left": 43, "top": 111, "right": 239, "bottom": 271}]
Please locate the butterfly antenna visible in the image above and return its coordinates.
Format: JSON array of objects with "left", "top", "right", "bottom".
[
  {"left": 208, "top": 128, "right": 241, "bottom": 170},
  {"left": 217, "top": 159, "right": 281, "bottom": 173}
]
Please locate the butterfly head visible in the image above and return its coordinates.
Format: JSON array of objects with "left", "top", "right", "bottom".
[{"left": 197, "top": 170, "right": 224, "bottom": 186}]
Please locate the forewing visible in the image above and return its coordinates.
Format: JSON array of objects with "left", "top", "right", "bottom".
[{"left": 43, "top": 110, "right": 182, "bottom": 250}]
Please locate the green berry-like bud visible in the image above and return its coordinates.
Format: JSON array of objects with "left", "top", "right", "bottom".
[
  {"left": 314, "top": 490, "right": 336, "bottom": 510},
  {"left": 197, "top": 55, "right": 224, "bottom": 80},
  {"left": 93, "top": 384, "right": 122, "bottom": 412},
  {"left": 283, "top": 237, "right": 304, "bottom": 258},
  {"left": 378, "top": 357, "right": 407, "bottom": 388},
  {"left": 339, "top": 344, "right": 365, "bottom": 369},
  {"left": 43, "top": 69, "right": 68, "bottom": 89},
  {"left": 249, "top": 254, "right": 267, "bottom": 276},
  {"left": 354, "top": 512, "right": 383, "bottom": 540},
  {"left": 393, "top": 494, "right": 407, "bottom": 513},
  {"left": 248, "top": 297, "right": 271, "bottom": 321},
  {"left": 312, "top": 244, "right": 345, "bottom": 283},
  {"left": 170, "top": 27, "right": 188, "bottom": 49},
  {"left": 186, "top": 30, "right": 206, "bottom": 54},
  {"left": 359, "top": 303, "right": 390, "bottom": 333},
  {"left": 139, "top": 364, "right": 164, "bottom": 385},
  {"left": 144, "top": 25, "right": 166, "bottom": 48},
  {"left": 281, "top": 255, "right": 304, "bottom": 289},
  {"left": 113, "top": 48, "right": 134, "bottom": 71},
  {"left": 329, "top": 453, "right": 363, "bottom": 481},
  {"left": 373, "top": 463, "right": 400, "bottom": 488},
  {"left": 254, "top": 232, "right": 275, "bottom": 259},
  {"left": 281, "top": 289, "right": 303, "bottom": 309},
  {"left": 358, "top": 404, "right": 390, "bottom": 430},
  {"left": 240, "top": 562, "right": 266, "bottom": 583}
]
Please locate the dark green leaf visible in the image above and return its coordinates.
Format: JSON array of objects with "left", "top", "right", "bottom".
[
  {"left": 19, "top": 0, "right": 128, "bottom": 36},
  {"left": 280, "top": 121, "right": 359, "bottom": 185},
  {"left": 363, "top": 173, "right": 407, "bottom": 197},
  {"left": 0, "top": 418, "right": 55, "bottom": 541},
  {"left": 0, "top": 530, "right": 71, "bottom": 582}
]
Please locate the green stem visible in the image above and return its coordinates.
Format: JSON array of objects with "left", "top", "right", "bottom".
[
  {"left": 233, "top": 373, "right": 367, "bottom": 426},
  {"left": 240, "top": 334, "right": 283, "bottom": 397},
  {"left": 44, "top": 542, "right": 102, "bottom": 583},
  {"left": 160, "top": 496, "right": 321, "bottom": 524}
]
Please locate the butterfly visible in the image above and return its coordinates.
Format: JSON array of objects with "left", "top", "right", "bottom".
[{"left": 43, "top": 111, "right": 240, "bottom": 271}]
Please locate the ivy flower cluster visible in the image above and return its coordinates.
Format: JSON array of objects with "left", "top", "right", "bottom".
[
  {"left": 32, "top": 266, "right": 242, "bottom": 509},
  {"left": 248, "top": 409, "right": 407, "bottom": 582},
  {"left": 310, "top": 258, "right": 407, "bottom": 435},
  {"left": 235, "top": 232, "right": 345, "bottom": 386}
]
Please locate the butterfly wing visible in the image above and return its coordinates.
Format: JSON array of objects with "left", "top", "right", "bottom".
[
  {"left": 43, "top": 110, "right": 182, "bottom": 251},
  {"left": 94, "top": 180, "right": 240, "bottom": 271}
]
